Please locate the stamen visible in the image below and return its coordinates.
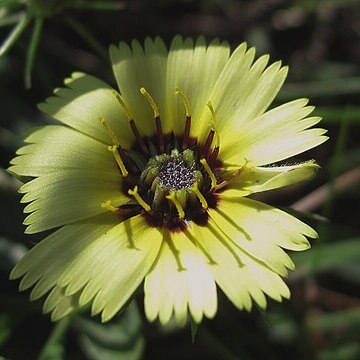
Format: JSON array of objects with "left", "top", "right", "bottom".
[
  {"left": 191, "top": 182, "right": 208, "bottom": 209},
  {"left": 108, "top": 145, "right": 128, "bottom": 177},
  {"left": 183, "top": 116, "right": 191, "bottom": 150},
  {"left": 175, "top": 87, "right": 191, "bottom": 117},
  {"left": 100, "top": 117, "right": 120, "bottom": 146},
  {"left": 206, "top": 101, "right": 220, "bottom": 147},
  {"left": 129, "top": 119, "right": 148, "bottom": 154},
  {"left": 128, "top": 185, "right": 151, "bottom": 212},
  {"left": 212, "top": 146, "right": 220, "bottom": 160},
  {"left": 101, "top": 200, "right": 118, "bottom": 213},
  {"left": 215, "top": 159, "right": 251, "bottom": 191},
  {"left": 202, "top": 129, "right": 215, "bottom": 158},
  {"left": 112, "top": 90, "right": 132, "bottom": 121},
  {"left": 164, "top": 233, "right": 186, "bottom": 271},
  {"left": 112, "top": 90, "right": 148, "bottom": 155},
  {"left": 140, "top": 87, "right": 163, "bottom": 153},
  {"left": 140, "top": 87, "right": 160, "bottom": 118},
  {"left": 175, "top": 88, "right": 192, "bottom": 150},
  {"left": 200, "top": 158, "right": 217, "bottom": 189},
  {"left": 166, "top": 192, "right": 185, "bottom": 219}
]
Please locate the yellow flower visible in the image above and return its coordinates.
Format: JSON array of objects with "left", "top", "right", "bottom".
[{"left": 9, "top": 36, "right": 328, "bottom": 326}]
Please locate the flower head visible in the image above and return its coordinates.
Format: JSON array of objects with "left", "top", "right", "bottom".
[{"left": 9, "top": 36, "right": 328, "bottom": 326}]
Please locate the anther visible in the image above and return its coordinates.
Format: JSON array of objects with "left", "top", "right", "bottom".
[
  {"left": 108, "top": 145, "right": 128, "bottom": 177},
  {"left": 175, "top": 88, "right": 191, "bottom": 117},
  {"left": 140, "top": 87, "right": 160, "bottom": 117},
  {"left": 112, "top": 90, "right": 132, "bottom": 121},
  {"left": 128, "top": 185, "right": 151, "bottom": 212},
  {"left": 191, "top": 182, "right": 208, "bottom": 209},
  {"left": 166, "top": 192, "right": 185, "bottom": 219},
  {"left": 200, "top": 158, "right": 217, "bottom": 189},
  {"left": 140, "top": 87, "right": 163, "bottom": 152},
  {"left": 101, "top": 200, "right": 118, "bottom": 213},
  {"left": 175, "top": 87, "right": 192, "bottom": 150},
  {"left": 100, "top": 117, "right": 120, "bottom": 146}
]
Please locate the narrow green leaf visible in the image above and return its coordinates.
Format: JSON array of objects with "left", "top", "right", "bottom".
[
  {"left": 317, "top": 343, "right": 360, "bottom": 360},
  {"left": 24, "top": 16, "right": 43, "bottom": 89},
  {"left": 314, "top": 106, "right": 360, "bottom": 125},
  {"left": 0, "top": 12, "right": 32, "bottom": 57},
  {"left": 69, "top": 1, "right": 126, "bottom": 11},
  {"left": 278, "top": 77, "right": 360, "bottom": 100},
  {"left": 0, "top": 11, "right": 25, "bottom": 27},
  {"left": 292, "top": 238, "right": 360, "bottom": 275},
  {"left": 309, "top": 308, "right": 360, "bottom": 333}
]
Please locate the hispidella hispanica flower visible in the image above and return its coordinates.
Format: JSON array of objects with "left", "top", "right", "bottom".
[{"left": 9, "top": 36, "right": 328, "bottom": 325}]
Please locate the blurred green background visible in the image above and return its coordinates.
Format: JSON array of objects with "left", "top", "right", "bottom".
[{"left": 0, "top": 0, "right": 359, "bottom": 359}]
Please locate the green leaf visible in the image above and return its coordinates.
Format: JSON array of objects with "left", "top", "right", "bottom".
[
  {"left": 278, "top": 77, "right": 360, "bottom": 100},
  {"left": 76, "top": 301, "right": 144, "bottom": 360},
  {"left": 317, "top": 343, "right": 360, "bottom": 360},
  {"left": 292, "top": 238, "right": 360, "bottom": 275},
  {"left": 308, "top": 308, "right": 360, "bottom": 333},
  {"left": 0, "top": 12, "right": 31, "bottom": 57},
  {"left": 24, "top": 16, "right": 43, "bottom": 89}
]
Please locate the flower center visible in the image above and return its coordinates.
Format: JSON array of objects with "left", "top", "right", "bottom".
[
  {"left": 101, "top": 87, "right": 245, "bottom": 231},
  {"left": 157, "top": 155, "right": 195, "bottom": 190}
]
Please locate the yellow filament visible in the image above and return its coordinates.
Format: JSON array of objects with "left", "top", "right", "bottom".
[
  {"left": 166, "top": 192, "right": 185, "bottom": 219},
  {"left": 108, "top": 145, "right": 128, "bottom": 177},
  {"left": 200, "top": 158, "right": 217, "bottom": 189},
  {"left": 101, "top": 200, "right": 118, "bottom": 213},
  {"left": 175, "top": 87, "right": 191, "bottom": 117},
  {"left": 191, "top": 182, "right": 208, "bottom": 209},
  {"left": 112, "top": 90, "right": 132, "bottom": 120},
  {"left": 140, "top": 87, "right": 160, "bottom": 118},
  {"left": 215, "top": 158, "right": 251, "bottom": 191},
  {"left": 100, "top": 117, "right": 119, "bottom": 146},
  {"left": 206, "top": 101, "right": 220, "bottom": 147},
  {"left": 128, "top": 185, "right": 151, "bottom": 212}
]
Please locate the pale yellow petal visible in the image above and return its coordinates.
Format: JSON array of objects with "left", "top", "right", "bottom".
[
  {"left": 221, "top": 98, "right": 327, "bottom": 166},
  {"left": 165, "top": 36, "right": 230, "bottom": 137},
  {"left": 54, "top": 215, "right": 162, "bottom": 322},
  {"left": 144, "top": 229, "right": 217, "bottom": 325},
  {"left": 38, "top": 72, "right": 134, "bottom": 147},
  {"left": 192, "top": 221, "right": 290, "bottom": 310},
  {"left": 110, "top": 37, "right": 167, "bottom": 135}
]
